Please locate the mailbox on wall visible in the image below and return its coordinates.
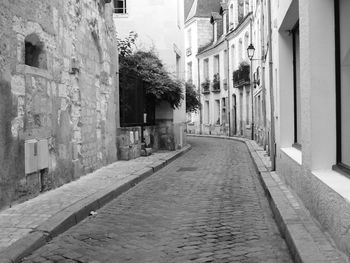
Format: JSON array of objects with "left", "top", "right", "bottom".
[{"left": 25, "top": 138, "right": 49, "bottom": 174}]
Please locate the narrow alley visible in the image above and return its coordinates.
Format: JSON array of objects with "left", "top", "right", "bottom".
[{"left": 21, "top": 137, "right": 292, "bottom": 263}]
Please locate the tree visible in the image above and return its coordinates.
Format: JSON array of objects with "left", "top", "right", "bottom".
[
  {"left": 116, "top": 31, "right": 138, "bottom": 57},
  {"left": 117, "top": 32, "right": 184, "bottom": 109},
  {"left": 185, "top": 82, "right": 201, "bottom": 113}
]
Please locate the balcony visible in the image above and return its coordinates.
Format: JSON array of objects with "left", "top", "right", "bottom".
[
  {"left": 186, "top": 47, "right": 192, "bottom": 57},
  {"left": 233, "top": 62, "right": 250, "bottom": 88},
  {"left": 212, "top": 73, "right": 220, "bottom": 93},
  {"left": 201, "top": 79, "right": 210, "bottom": 94}
]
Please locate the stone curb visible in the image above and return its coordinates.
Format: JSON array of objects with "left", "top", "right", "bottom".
[
  {"left": 188, "top": 134, "right": 338, "bottom": 263},
  {"left": 0, "top": 145, "right": 192, "bottom": 263}
]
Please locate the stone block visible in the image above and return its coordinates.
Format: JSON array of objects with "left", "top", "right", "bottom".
[
  {"left": 119, "top": 146, "right": 130, "bottom": 160},
  {"left": 141, "top": 147, "right": 152, "bottom": 156},
  {"left": 11, "top": 75, "right": 25, "bottom": 95},
  {"left": 26, "top": 172, "right": 40, "bottom": 194},
  {"left": 58, "top": 84, "right": 67, "bottom": 97}
]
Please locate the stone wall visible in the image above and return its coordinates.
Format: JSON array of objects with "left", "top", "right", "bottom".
[
  {"left": 116, "top": 127, "right": 141, "bottom": 160},
  {"left": 0, "top": 0, "right": 118, "bottom": 209}
]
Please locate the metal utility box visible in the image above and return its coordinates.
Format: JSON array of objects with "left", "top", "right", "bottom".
[
  {"left": 25, "top": 139, "right": 38, "bottom": 174},
  {"left": 25, "top": 138, "right": 49, "bottom": 174},
  {"left": 37, "top": 139, "right": 49, "bottom": 170}
]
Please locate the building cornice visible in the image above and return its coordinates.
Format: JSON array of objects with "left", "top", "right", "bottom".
[
  {"left": 226, "top": 12, "right": 252, "bottom": 40},
  {"left": 196, "top": 12, "right": 252, "bottom": 58},
  {"left": 219, "top": 3, "right": 228, "bottom": 15},
  {"left": 185, "top": 16, "right": 211, "bottom": 27}
]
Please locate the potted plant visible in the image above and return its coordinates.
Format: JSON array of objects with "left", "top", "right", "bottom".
[{"left": 201, "top": 79, "right": 210, "bottom": 94}]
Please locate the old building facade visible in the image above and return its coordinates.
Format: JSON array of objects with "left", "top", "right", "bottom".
[
  {"left": 186, "top": 0, "right": 350, "bottom": 258},
  {"left": 113, "top": 0, "right": 187, "bottom": 150},
  {"left": 184, "top": 0, "right": 219, "bottom": 134},
  {"left": 189, "top": 0, "right": 272, "bottom": 150},
  {"left": 0, "top": 0, "right": 119, "bottom": 209},
  {"left": 273, "top": 0, "right": 350, "bottom": 257}
]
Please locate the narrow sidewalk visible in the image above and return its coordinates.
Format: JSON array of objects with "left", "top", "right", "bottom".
[{"left": 0, "top": 145, "right": 191, "bottom": 263}]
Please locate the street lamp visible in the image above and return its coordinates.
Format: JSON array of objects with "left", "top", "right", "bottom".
[
  {"left": 247, "top": 43, "right": 255, "bottom": 140},
  {"left": 247, "top": 43, "right": 255, "bottom": 61}
]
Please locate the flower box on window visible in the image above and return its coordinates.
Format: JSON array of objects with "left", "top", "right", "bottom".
[
  {"left": 201, "top": 79, "right": 210, "bottom": 94},
  {"left": 212, "top": 73, "right": 220, "bottom": 92}
]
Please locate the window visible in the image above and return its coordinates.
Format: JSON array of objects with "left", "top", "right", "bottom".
[
  {"left": 203, "top": 59, "right": 209, "bottom": 80},
  {"left": 257, "top": 95, "right": 261, "bottom": 126},
  {"left": 222, "top": 98, "right": 227, "bottom": 124},
  {"left": 214, "top": 100, "right": 220, "bottom": 124},
  {"left": 230, "top": 4, "right": 234, "bottom": 27},
  {"left": 114, "top": 0, "right": 127, "bottom": 14},
  {"left": 240, "top": 92, "right": 243, "bottom": 134},
  {"left": 205, "top": 101, "right": 210, "bottom": 124},
  {"left": 231, "top": 45, "right": 236, "bottom": 70},
  {"left": 246, "top": 89, "right": 250, "bottom": 125},
  {"left": 214, "top": 55, "right": 220, "bottom": 75},
  {"left": 213, "top": 23, "right": 218, "bottom": 42},
  {"left": 238, "top": 0, "right": 244, "bottom": 22},
  {"left": 335, "top": 0, "right": 350, "bottom": 171},
  {"left": 292, "top": 22, "right": 301, "bottom": 148},
  {"left": 245, "top": 0, "right": 250, "bottom": 15},
  {"left": 176, "top": 54, "right": 181, "bottom": 78},
  {"left": 224, "top": 50, "right": 228, "bottom": 80},
  {"left": 244, "top": 33, "right": 249, "bottom": 60},
  {"left": 187, "top": 29, "right": 192, "bottom": 48},
  {"left": 187, "top": 62, "right": 192, "bottom": 82},
  {"left": 239, "top": 38, "right": 243, "bottom": 62},
  {"left": 177, "top": 0, "right": 181, "bottom": 28},
  {"left": 25, "top": 33, "right": 46, "bottom": 69}
]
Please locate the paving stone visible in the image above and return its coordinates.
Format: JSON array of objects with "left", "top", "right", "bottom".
[
  {"left": 21, "top": 137, "right": 292, "bottom": 263},
  {"left": 0, "top": 148, "right": 188, "bottom": 255}
]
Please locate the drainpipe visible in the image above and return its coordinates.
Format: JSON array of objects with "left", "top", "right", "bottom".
[
  {"left": 226, "top": 39, "right": 231, "bottom": 136},
  {"left": 267, "top": 0, "right": 276, "bottom": 170},
  {"left": 250, "top": 16, "right": 254, "bottom": 141},
  {"left": 198, "top": 57, "right": 203, "bottom": 134},
  {"left": 261, "top": 1, "right": 267, "bottom": 147}
]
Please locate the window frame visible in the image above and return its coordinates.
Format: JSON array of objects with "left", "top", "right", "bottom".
[
  {"left": 187, "top": 61, "right": 193, "bottom": 82},
  {"left": 334, "top": 0, "right": 350, "bottom": 175},
  {"left": 214, "top": 55, "right": 220, "bottom": 75},
  {"left": 203, "top": 58, "right": 209, "bottom": 80},
  {"left": 114, "top": 0, "right": 127, "bottom": 14},
  {"left": 292, "top": 20, "right": 301, "bottom": 150}
]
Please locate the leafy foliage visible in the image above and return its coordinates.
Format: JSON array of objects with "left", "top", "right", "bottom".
[
  {"left": 185, "top": 82, "right": 201, "bottom": 113},
  {"left": 116, "top": 31, "right": 138, "bottom": 57},
  {"left": 117, "top": 33, "right": 184, "bottom": 109}
]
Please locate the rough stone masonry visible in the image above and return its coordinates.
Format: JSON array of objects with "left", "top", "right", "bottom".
[{"left": 0, "top": 0, "right": 119, "bottom": 209}]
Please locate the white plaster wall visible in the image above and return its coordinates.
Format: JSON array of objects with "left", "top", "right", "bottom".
[
  {"left": 227, "top": 21, "right": 251, "bottom": 135},
  {"left": 273, "top": 0, "right": 350, "bottom": 257},
  {"left": 299, "top": 0, "right": 336, "bottom": 170}
]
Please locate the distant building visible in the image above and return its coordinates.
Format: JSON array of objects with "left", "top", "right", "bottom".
[
  {"left": 184, "top": 0, "right": 220, "bottom": 134},
  {"left": 0, "top": 1, "right": 119, "bottom": 208},
  {"left": 189, "top": 0, "right": 271, "bottom": 147},
  {"left": 113, "top": 0, "right": 186, "bottom": 150}
]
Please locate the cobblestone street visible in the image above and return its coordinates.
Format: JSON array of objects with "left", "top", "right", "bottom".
[{"left": 21, "top": 137, "right": 292, "bottom": 263}]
